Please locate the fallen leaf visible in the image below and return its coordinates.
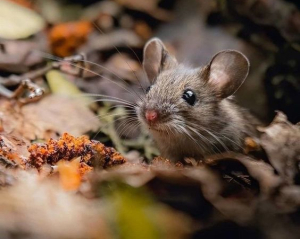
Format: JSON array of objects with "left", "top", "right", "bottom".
[
  {"left": 115, "top": 0, "right": 173, "bottom": 21},
  {"left": 105, "top": 54, "right": 142, "bottom": 82},
  {"left": 57, "top": 158, "right": 81, "bottom": 191},
  {"left": 134, "top": 21, "right": 153, "bottom": 40},
  {"left": 49, "top": 21, "right": 92, "bottom": 57},
  {"left": 104, "top": 182, "right": 161, "bottom": 239},
  {"left": 82, "top": 1, "right": 121, "bottom": 25},
  {"left": 100, "top": 181, "right": 193, "bottom": 239},
  {"left": 46, "top": 69, "right": 94, "bottom": 107},
  {"left": 0, "top": 0, "right": 46, "bottom": 40},
  {"left": 21, "top": 94, "right": 101, "bottom": 139},
  {"left": 78, "top": 29, "right": 143, "bottom": 53},
  {"left": 205, "top": 153, "right": 281, "bottom": 197},
  {"left": 0, "top": 33, "right": 49, "bottom": 73},
  {"left": 0, "top": 96, "right": 100, "bottom": 141},
  {"left": 259, "top": 112, "right": 300, "bottom": 184},
  {"left": 7, "top": 0, "right": 35, "bottom": 10},
  {"left": 0, "top": 172, "right": 112, "bottom": 239}
]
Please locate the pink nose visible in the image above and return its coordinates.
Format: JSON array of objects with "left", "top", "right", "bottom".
[{"left": 145, "top": 110, "right": 158, "bottom": 123}]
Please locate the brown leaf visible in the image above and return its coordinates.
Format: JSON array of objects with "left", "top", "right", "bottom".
[
  {"left": 49, "top": 21, "right": 93, "bottom": 57},
  {"left": 115, "top": 0, "right": 173, "bottom": 21},
  {"left": 78, "top": 29, "right": 143, "bottom": 53},
  {"left": 0, "top": 95, "right": 100, "bottom": 142},
  {"left": 0, "top": 33, "right": 48, "bottom": 73},
  {"left": 105, "top": 54, "right": 142, "bottom": 82},
  {"left": 0, "top": 173, "right": 112, "bottom": 239},
  {"left": 21, "top": 94, "right": 101, "bottom": 140},
  {"left": 206, "top": 153, "right": 281, "bottom": 197},
  {"left": 259, "top": 111, "right": 300, "bottom": 184}
]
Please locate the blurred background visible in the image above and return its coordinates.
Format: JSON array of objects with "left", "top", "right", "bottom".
[
  {"left": 1, "top": 0, "right": 300, "bottom": 124},
  {"left": 0, "top": 1, "right": 300, "bottom": 239}
]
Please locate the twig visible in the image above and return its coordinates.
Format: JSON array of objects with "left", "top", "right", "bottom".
[
  {"left": 0, "top": 54, "right": 89, "bottom": 105},
  {"left": 0, "top": 57, "right": 86, "bottom": 87}
]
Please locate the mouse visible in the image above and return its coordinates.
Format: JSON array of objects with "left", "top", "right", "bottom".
[{"left": 136, "top": 38, "right": 259, "bottom": 162}]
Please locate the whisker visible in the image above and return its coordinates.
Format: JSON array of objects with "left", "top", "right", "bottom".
[
  {"left": 35, "top": 51, "right": 142, "bottom": 100},
  {"left": 92, "top": 99, "right": 136, "bottom": 108},
  {"left": 176, "top": 124, "right": 206, "bottom": 153},
  {"left": 117, "top": 118, "right": 139, "bottom": 137},
  {"left": 215, "top": 133, "right": 244, "bottom": 150},
  {"left": 124, "top": 43, "right": 147, "bottom": 95},
  {"left": 93, "top": 23, "right": 146, "bottom": 95},
  {"left": 166, "top": 124, "right": 171, "bottom": 140},
  {"left": 185, "top": 124, "right": 220, "bottom": 155},
  {"left": 198, "top": 127, "right": 229, "bottom": 152},
  {"left": 78, "top": 93, "right": 136, "bottom": 106},
  {"left": 97, "top": 112, "right": 129, "bottom": 121},
  {"left": 186, "top": 123, "right": 228, "bottom": 153},
  {"left": 92, "top": 113, "right": 134, "bottom": 140},
  {"left": 123, "top": 121, "right": 141, "bottom": 139},
  {"left": 67, "top": 57, "right": 145, "bottom": 99}
]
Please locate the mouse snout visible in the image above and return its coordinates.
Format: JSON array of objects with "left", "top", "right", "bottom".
[{"left": 145, "top": 109, "right": 158, "bottom": 123}]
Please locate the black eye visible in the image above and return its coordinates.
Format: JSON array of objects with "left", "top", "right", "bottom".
[
  {"left": 182, "top": 90, "right": 196, "bottom": 106},
  {"left": 146, "top": 85, "right": 152, "bottom": 93}
]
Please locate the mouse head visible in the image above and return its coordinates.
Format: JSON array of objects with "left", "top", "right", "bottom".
[{"left": 137, "top": 38, "right": 250, "bottom": 135}]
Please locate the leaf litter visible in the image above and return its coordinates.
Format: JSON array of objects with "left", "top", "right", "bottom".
[{"left": 0, "top": 0, "right": 300, "bottom": 238}]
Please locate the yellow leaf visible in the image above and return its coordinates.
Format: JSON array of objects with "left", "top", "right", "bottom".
[
  {"left": 46, "top": 70, "right": 94, "bottom": 107},
  {"left": 105, "top": 183, "right": 161, "bottom": 239},
  {"left": 0, "top": 0, "right": 45, "bottom": 39},
  {"left": 46, "top": 70, "right": 82, "bottom": 94}
]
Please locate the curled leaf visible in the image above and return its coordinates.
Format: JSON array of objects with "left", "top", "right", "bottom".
[{"left": 259, "top": 112, "right": 300, "bottom": 184}]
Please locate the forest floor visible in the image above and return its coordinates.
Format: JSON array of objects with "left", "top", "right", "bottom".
[{"left": 0, "top": 0, "right": 300, "bottom": 238}]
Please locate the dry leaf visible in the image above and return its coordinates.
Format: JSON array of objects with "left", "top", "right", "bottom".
[
  {"left": 259, "top": 112, "right": 300, "bottom": 184},
  {"left": 0, "top": 33, "right": 49, "bottom": 73},
  {"left": 49, "top": 21, "right": 92, "bottom": 57},
  {"left": 0, "top": 0, "right": 45, "bottom": 39},
  {"left": 0, "top": 173, "right": 112, "bottom": 239},
  {"left": 21, "top": 94, "right": 101, "bottom": 139},
  {"left": 46, "top": 69, "right": 94, "bottom": 107},
  {"left": 0, "top": 96, "right": 100, "bottom": 141},
  {"left": 57, "top": 158, "right": 81, "bottom": 191},
  {"left": 115, "top": 0, "right": 173, "bottom": 21},
  {"left": 7, "top": 0, "right": 34, "bottom": 9}
]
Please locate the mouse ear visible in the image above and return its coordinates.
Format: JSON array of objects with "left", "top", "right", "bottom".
[
  {"left": 206, "top": 50, "right": 250, "bottom": 99},
  {"left": 143, "top": 38, "right": 178, "bottom": 83}
]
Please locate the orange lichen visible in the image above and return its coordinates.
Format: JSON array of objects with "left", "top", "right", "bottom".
[
  {"left": 27, "top": 133, "right": 126, "bottom": 172},
  {"left": 49, "top": 21, "right": 93, "bottom": 57}
]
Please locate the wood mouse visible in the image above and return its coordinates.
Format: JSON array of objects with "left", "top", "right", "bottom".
[{"left": 136, "top": 38, "right": 259, "bottom": 162}]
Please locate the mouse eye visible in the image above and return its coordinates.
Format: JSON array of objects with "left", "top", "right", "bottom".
[
  {"left": 146, "top": 85, "right": 152, "bottom": 93},
  {"left": 182, "top": 90, "right": 196, "bottom": 106}
]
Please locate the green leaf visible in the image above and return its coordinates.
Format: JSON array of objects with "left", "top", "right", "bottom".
[
  {"left": 0, "top": 0, "right": 46, "bottom": 39},
  {"left": 104, "top": 182, "right": 162, "bottom": 239},
  {"left": 46, "top": 69, "right": 94, "bottom": 107}
]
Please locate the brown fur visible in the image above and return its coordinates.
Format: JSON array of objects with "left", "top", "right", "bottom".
[{"left": 137, "top": 38, "right": 259, "bottom": 162}]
